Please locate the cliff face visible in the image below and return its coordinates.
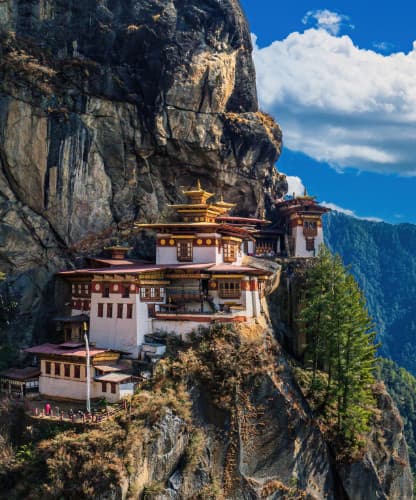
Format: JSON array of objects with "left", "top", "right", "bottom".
[
  {"left": 338, "top": 385, "right": 413, "bottom": 500},
  {"left": 0, "top": 0, "right": 285, "bottom": 340},
  {"left": 0, "top": 2, "right": 412, "bottom": 498},
  {"left": 2, "top": 326, "right": 412, "bottom": 499}
]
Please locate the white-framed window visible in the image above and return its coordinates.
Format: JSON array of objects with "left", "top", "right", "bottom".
[
  {"left": 218, "top": 280, "right": 241, "bottom": 299},
  {"left": 140, "top": 287, "right": 163, "bottom": 301}
]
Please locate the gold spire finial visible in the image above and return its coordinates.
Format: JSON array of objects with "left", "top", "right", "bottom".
[{"left": 196, "top": 178, "right": 202, "bottom": 190}]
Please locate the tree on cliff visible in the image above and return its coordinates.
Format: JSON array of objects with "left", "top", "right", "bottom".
[{"left": 298, "top": 246, "right": 378, "bottom": 446}]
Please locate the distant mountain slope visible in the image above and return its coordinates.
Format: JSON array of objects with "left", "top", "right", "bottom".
[{"left": 324, "top": 211, "right": 416, "bottom": 374}]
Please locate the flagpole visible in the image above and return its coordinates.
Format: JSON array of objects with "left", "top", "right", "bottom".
[{"left": 83, "top": 322, "right": 91, "bottom": 413}]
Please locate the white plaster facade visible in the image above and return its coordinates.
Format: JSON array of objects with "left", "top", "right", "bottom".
[
  {"left": 38, "top": 359, "right": 133, "bottom": 403},
  {"left": 155, "top": 233, "right": 244, "bottom": 266},
  {"left": 39, "top": 375, "right": 131, "bottom": 403},
  {"left": 292, "top": 226, "right": 324, "bottom": 258},
  {"left": 89, "top": 293, "right": 158, "bottom": 358}
]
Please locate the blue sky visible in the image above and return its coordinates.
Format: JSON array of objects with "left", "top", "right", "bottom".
[{"left": 240, "top": 0, "right": 416, "bottom": 223}]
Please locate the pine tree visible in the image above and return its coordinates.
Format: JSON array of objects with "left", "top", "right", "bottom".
[{"left": 298, "top": 246, "right": 378, "bottom": 446}]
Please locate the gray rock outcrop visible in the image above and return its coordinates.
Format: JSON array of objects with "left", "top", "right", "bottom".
[{"left": 0, "top": 0, "right": 286, "bottom": 341}]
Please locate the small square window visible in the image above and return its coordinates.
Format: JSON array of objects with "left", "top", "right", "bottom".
[
  {"left": 102, "top": 286, "right": 110, "bottom": 298},
  {"left": 122, "top": 286, "right": 130, "bottom": 298}
]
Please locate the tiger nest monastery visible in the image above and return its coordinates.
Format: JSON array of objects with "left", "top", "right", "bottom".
[{"left": 1, "top": 181, "right": 329, "bottom": 403}]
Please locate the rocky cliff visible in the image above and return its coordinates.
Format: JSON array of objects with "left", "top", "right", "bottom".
[
  {"left": 0, "top": 0, "right": 286, "bottom": 342},
  {"left": 1, "top": 325, "right": 412, "bottom": 499},
  {"left": 0, "top": 2, "right": 413, "bottom": 499}
]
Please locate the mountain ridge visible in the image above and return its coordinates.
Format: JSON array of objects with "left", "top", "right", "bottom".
[{"left": 324, "top": 210, "right": 416, "bottom": 374}]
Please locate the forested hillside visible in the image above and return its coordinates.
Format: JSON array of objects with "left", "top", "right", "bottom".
[{"left": 324, "top": 211, "right": 416, "bottom": 374}]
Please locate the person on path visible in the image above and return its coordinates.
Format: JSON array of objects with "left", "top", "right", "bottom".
[{"left": 45, "top": 402, "right": 51, "bottom": 416}]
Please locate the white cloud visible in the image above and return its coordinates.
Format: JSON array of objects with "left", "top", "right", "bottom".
[
  {"left": 321, "top": 202, "right": 383, "bottom": 222},
  {"left": 286, "top": 175, "right": 305, "bottom": 197},
  {"left": 302, "top": 9, "right": 352, "bottom": 35},
  {"left": 372, "top": 41, "right": 395, "bottom": 53},
  {"left": 252, "top": 28, "right": 416, "bottom": 176}
]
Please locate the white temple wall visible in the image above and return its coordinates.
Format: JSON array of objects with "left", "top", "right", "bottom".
[
  {"left": 157, "top": 244, "right": 222, "bottom": 265},
  {"left": 241, "top": 289, "right": 253, "bottom": 317},
  {"left": 39, "top": 375, "right": 91, "bottom": 401},
  {"left": 293, "top": 227, "right": 324, "bottom": 258},
  {"left": 135, "top": 297, "right": 153, "bottom": 348},
  {"left": 251, "top": 289, "right": 261, "bottom": 318},
  {"left": 315, "top": 228, "right": 324, "bottom": 253},
  {"left": 95, "top": 381, "right": 129, "bottom": 403},
  {"left": 39, "top": 376, "right": 125, "bottom": 403},
  {"left": 90, "top": 293, "right": 139, "bottom": 356}
]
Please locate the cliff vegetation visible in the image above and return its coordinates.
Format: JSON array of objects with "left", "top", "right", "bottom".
[{"left": 0, "top": 322, "right": 412, "bottom": 499}]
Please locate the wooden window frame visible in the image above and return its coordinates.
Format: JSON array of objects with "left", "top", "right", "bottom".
[
  {"left": 54, "top": 363, "right": 61, "bottom": 376},
  {"left": 101, "top": 382, "right": 107, "bottom": 393},
  {"left": 110, "top": 382, "right": 116, "bottom": 394},
  {"left": 218, "top": 280, "right": 241, "bottom": 299},
  {"left": 107, "top": 303, "right": 113, "bottom": 318},
  {"left": 117, "top": 303, "right": 123, "bottom": 319},
  {"left": 122, "top": 286, "right": 130, "bottom": 298},
  {"left": 74, "top": 365, "right": 81, "bottom": 379},
  {"left": 306, "top": 238, "right": 315, "bottom": 252},
  {"left": 45, "top": 361, "right": 51, "bottom": 375},
  {"left": 102, "top": 286, "right": 110, "bottom": 298},
  {"left": 223, "top": 242, "right": 237, "bottom": 263},
  {"left": 64, "top": 364, "right": 70, "bottom": 377},
  {"left": 126, "top": 304, "right": 133, "bottom": 319},
  {"left": 303, "top": 220, "right": 318, "bottom": 237},
  {"left": 98, "top": 303, "right": 104, "bottom": 317},
  {"left": 177, "top": 240, "right": 193, "bottom": 262}
]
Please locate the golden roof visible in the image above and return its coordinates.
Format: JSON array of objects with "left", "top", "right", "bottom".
[
  {"left": 214, "top": 194, "right": 236, "bottom": 210},
  {"left": 295, "top": 187, "right": 316, "bottom": 201},
  {"left": 182, "top": 179, "right": 214, "bottom": 204}
]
